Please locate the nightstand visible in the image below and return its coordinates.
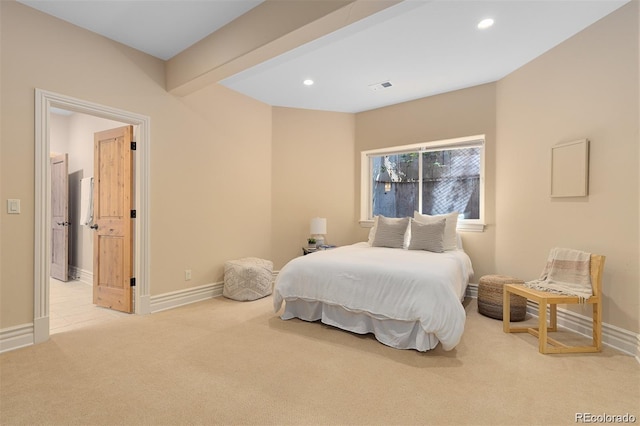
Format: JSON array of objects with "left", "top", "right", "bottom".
[{"left": 302, "top": 245, "right": 336, "bottom": 255}]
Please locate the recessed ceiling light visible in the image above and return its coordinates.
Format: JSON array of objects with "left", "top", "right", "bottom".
[
  {"left": 303, "top": 79, "right": 314, "bottom": 86},
  {"left": 477, "top": 18, "right": 494, "bottom": 29}
]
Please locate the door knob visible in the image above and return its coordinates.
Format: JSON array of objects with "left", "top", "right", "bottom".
[
  {"left": 90, "top": 224, "right": 98, "bottom": 230},
  {"left": 56, "top": 221, "right": 71, "bottom": 226}
]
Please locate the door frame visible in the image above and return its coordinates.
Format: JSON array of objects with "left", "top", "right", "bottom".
[{"left": 34, "top": 89, "right": 151, "bottom": 344}]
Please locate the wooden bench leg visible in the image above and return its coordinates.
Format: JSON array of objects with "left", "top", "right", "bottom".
[
  {"left": 503, "top": 286, "right": 529, "bottom": 333},
  {"left": 538, "top": 301, "right": 548, "bottom": 354},
  {"left": 593, "top": 302, "right": 602, "bottom": 351},
  {"left": 549, "top": 303, "right": 557, "bottom": 332},
  {"left": 503, "top": 286, "right": 511, "bottom": 332}
]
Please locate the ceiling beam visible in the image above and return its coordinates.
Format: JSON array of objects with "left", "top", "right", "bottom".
[{"left": 165, "top": 0, "right": 401, "bottom": 97}]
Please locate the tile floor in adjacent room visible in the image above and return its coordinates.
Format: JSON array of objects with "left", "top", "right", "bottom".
[{"left": 50, "top": 278, "right": 130, "bottom": 334}]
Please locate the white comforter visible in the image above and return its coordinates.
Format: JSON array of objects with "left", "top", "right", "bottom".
[{"left": 273, "top": 242, "right": 473, "bottom": 351}]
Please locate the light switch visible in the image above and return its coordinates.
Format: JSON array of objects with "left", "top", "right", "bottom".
[{"left": 7, "top": 199, "right": 20, "bottom": 214}]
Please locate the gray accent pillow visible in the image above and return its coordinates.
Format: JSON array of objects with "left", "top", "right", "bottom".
[
  {"left": 408, "top": 218, "right": 446, "bottom": 253},
  {"left": 413, "top": 211, "right": 459, "bottom": 251},
  {"left": 371, "top": 216, "right": 410, "bottom": 248}
]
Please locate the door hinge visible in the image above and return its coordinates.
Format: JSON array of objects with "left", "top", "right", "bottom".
[
  {"left": 131, "top": 141, "right": 137, "bottom": 150},
  {"left": 130, "top": 277, "right": 136, "bottom": 287},
  {"left": 131, "top": 209, "right": 136, "bottom": 218}
]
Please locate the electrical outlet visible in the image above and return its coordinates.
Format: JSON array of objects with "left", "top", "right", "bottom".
[{"left": 185, "top": 269, "right": 192, "bottom": 281}]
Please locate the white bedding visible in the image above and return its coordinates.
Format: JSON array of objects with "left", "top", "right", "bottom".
[{"left": 273, "top": 242, "right": 473, "bottom": 351}]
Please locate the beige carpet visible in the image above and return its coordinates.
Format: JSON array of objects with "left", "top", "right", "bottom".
[{"left": 1, "top": 297, "right": 638, "bottom": 426}]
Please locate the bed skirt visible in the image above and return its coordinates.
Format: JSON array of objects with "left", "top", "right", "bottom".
[{"left": 280, "top": 299, "right": 441, "bottom": 352}]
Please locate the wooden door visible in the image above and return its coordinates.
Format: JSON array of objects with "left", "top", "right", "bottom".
[
  {"left": 93, "top": 125, "right": 134, "bottom": 313},
  {"left": 51, "top": 153, "right": 69, "bottom": 281}
]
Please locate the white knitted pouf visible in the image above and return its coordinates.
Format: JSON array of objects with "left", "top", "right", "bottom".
[{"left": 223, "top": 257, "right": 273, "bottom": 301}]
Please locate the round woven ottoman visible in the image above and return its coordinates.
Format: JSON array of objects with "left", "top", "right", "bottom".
[{"left": 478, "top": 275, "right": 527, "bottom": 321}]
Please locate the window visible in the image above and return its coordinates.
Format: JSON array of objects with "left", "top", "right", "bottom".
[{"left": 361, "top": 135, "right": 485, "bottom": 232}]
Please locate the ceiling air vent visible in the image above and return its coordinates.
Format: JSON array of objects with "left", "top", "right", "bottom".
[{"left": 368, "top": 81, "right": 393, "bottom": 91}]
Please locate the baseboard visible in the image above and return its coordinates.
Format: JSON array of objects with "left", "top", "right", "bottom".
[
  {"left": 3, "top": 281, "right": 636, "bottom": 358},
  {"left": 0, "top": 323, "right": 34, "bottom": 354},
  {"left": 149, "top": 274, "right": 279, "bottom": 313},
  {"left": 467, "top": 282, "right": 639, "bottom": 359},
  {"left": 33, "top": 316, "right": 49, "bottom": 344},
  {"left": 138, "top": 294, "right": 151, "bottom": 315},
  {"left": 150, "top": 282, "right": 224, "bottom": 313},
  {"left": 69, "top": 266, "right": 92, "bottom": 285},
  {"left": 465, "top": 282, "right": 478, "bottom": 299}
]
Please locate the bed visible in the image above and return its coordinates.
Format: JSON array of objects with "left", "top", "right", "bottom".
[{"left": 273, "top": 215, "right": 473, "bottom": 351}]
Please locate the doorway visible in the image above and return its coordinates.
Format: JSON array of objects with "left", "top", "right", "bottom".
[
  {"left": 50, "top": 277, "right": 129, "bottom": 334},
  {"left": 34, "top": 89, "right": 151, "bottom": 344},
  {"left": 48, "top": 110, "right": 131, "bottom": 333}
]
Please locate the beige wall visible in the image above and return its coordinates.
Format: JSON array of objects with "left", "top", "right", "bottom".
[
  {"left": 355, "top": 83, "right": 497, "bottom": 280},
  {"left": 174, "top": 83, "right": 272, "bottom": 290},
  {"left": 1, "top": 0, "right": 638, "bottom": 338},
  {"left": 271, "top": 107, "right": 356, "bottom": 269},
  {"left": 0, "top": 1, "right": 272, "bottom": 327},
  {"left": 495, "top": 2, "right": 639, "bottom": 332}
]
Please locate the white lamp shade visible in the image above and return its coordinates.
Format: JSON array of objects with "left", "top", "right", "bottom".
[{"left": 310, "top": 217, "right": 327, "bottom": 235}]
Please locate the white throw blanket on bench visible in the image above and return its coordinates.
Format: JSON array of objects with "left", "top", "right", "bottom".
[{"left": 524, "top": 247, "right": 592, "bottom": 301}]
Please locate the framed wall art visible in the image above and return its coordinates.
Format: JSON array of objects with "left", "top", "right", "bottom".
[{"left": 550, "top": 139, "right": 589, "bottom": 197}]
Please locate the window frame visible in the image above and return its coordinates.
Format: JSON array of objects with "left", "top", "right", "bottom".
[{"left": 360, "top": 134, "right": 485, "bottom": 232}]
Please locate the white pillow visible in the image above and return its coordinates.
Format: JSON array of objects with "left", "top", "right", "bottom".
[
  {"left": 367, "top": 216, "right": 379, "bottom": 244},
  {"left": 368, "top": 215, "right": 411, "bottom": 249},
  {"left": 408, "top": 218, "right": 446, "bottom": 253},
  {"left": 372, "top": 216, "right": 410, "bottom": 249},
  {"left": 413, "top": 211, "right": 459, "bottom": 251}
]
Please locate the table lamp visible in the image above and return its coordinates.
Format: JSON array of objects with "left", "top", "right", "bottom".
[{"left": 310, "top": 217, "right": 327, "bottom": 247}]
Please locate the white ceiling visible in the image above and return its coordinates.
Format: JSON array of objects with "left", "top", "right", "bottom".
[
  {"left": 18, "top": 0, "right": 629, "bottom": 113},
  {"left": 17, "top": 0, "right": 264, "bottom": 60}
]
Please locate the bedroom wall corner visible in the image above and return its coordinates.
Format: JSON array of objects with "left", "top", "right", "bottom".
[
  {"left": 495, "top": 0, "right": 639, "bottom": 334},
  {"left": 271, "top": 107, "right": 357, "bottom": 270},
  {"left": 165, "top": 83, "right": 273, "bottom": 293}
]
